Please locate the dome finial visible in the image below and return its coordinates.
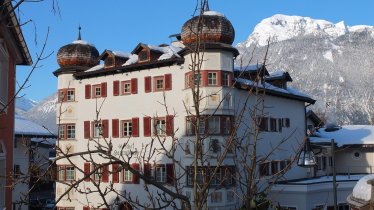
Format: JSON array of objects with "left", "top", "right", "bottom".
[{"left": 77, "top": 25, "right": 82, "bottom": 40}]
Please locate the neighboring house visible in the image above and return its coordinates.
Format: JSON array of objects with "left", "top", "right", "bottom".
[
  {"left": 272, "top": 125, "right": 374, "bottom": 210},
  {"left": 0, "top": 1, "right": 32, "bottom": 209},
  {"left": 306, "top": 110, "right": 325, "bottom": 135},
  {"left": 13, "top": 115, "right": 56, "bottom": 210},
  {"left": 53, "top": 9, "right": 315, "bottom": 210}
]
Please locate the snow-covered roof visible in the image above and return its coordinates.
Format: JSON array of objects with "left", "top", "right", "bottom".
[
  {"left": 147, "top": 45, "right": 182, "bottom": 60},
  {"left": 352, "top": 174, "right": 374, "bottom": 201},
  {"left": 15, "top": 115, "right": 55, "bottom": 137},
  {"left": 235, "top": 78, "right": 313, "bottom": 100},
  {"left": 203, "top": 11, "right": 225, "bottom": 17},
  {"left": 234, "top": 64, "right": 264, "bottom": 72},
  {"left": 123, "top": 54, "right": 138, "bottom": 66},
  {"left": 311, "top": 125, "right": 374, "bottom": 147},
  {"left": 86, "top": 64, "right": 104, "bottom": 72},
  {"left": 72, "top": 40, "right": 95, "bottom": 47},
  {"left": 112, "top": 51, "right": 131, "bottom": 58}
]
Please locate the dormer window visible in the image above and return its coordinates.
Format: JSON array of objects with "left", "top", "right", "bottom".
[
  {"left": 104, "top": 56, "right": 114, "bottom": 67},
  {"left": 138, "top": 50, "right": 149, "bottom": 63}
]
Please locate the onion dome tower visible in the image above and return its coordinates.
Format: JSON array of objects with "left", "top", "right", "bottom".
[
  {"left": 56, "top": 26, "right": 99, "bottom": 70},
  {"left": 181, "top": 3, "right": 235, "bottom": 45}
]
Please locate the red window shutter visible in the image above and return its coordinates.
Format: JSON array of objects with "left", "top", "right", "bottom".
[
  {"left": 217, "top": 71, "right": 222, "bottom": 86},
  {"left": 113, "top": 80, "right": 120, "bottom": 96},
  {"left": 85, "top": 84, "right": 91, "bottom": 99},
  {"left": 102, "top": 119, "right": 109, "bottom": 138},
  {"left": 102, "top": 165, "right": 109, "bottom": 182},
  {"left": 166, "top": 115, "right": 174, "bottom": 136},
  {"left": 84, "top": 162, "right": 90, "bottom": 182},
  {"left": 84, "top": 121, "right": 90, "bottom": 139},
  {"left": 101, "top": 82, "right": 107, "bottom": 97},
  {"left": 144, "top": 76, "right": 151, "bottom": 93},
  {"left": 131, "top": 163, "right": 140, "bottom": 184},
  {"left": 202, "top": 71, "right": 208, "bottom": 86},
  {"left": 165, "top": 74, "right": 172, "bottom": 90},
  {"left": 83, "top": 206, "right": 90, "bottom": 210},
  {"left": 112, "top": 163, "right": 119, "bottom": 183},
  {"left": 131, "top": 78, "right": 138, "bottom": 94},
  {"left": 143, "top": 116, "right": 151, "bottom": 137},
  {"left": 144, "top": 163, "right": 151, "bottom": 177},
  {"left": 166, "top": 163, "right": 174, "bottom": 184},
  {"left": 112, "top": 119, "right": 119, "bottom": 138},
  {"left": 132, "top": 117, "right": 139, "bottom": 137}
]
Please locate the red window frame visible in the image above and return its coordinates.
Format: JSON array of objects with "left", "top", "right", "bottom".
[
  {"left": 153, "top": 76, "right": 164, "bottom": 92},
  {"left": 93, "top": 84, "right": 102, "bottom": 98},
  {"left": 121, "top": 80, "right": 131, "bottom": 95},
  {"left": 57, "top": 165, "right": 75, "bottom": 181},
  {"left": 58, "top": 123, "right": 76, "bottom": 140}
]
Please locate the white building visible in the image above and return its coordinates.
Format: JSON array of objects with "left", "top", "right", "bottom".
[
  {"left": 53, "top": 10, "right": 315, "bottom": 210},
  {"left": 272, "top": 125, "right": 374, "bottom": 210},
  {"left": 13, "top": 115, "right": 56, "bottom": 210}
]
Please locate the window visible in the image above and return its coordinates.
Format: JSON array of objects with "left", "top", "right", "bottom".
[
  {"left": 270, "top": 118, "right": 277, "bottom": 132},
  {"left": 66, "top": 166, "right": 75, "bottom": 181},
  {"left": 282, "top": 118, "right": 290, "bottom": 128},
  {"left": 156, "top": 165, "right": 166, "bottom": 183},
  {"left": 258, "top": 117, "right": 269, "bottom": 131},
  {"left": 154, "top": 77, "right": 164, "bottom": 91},
  {"left": 138, "top": 50, "right": 149, "bottom": 62},
  {"left": 211, "top": 168, "right": 221, "bottom": 185},
  {"left": 66, "top": 124, "right": 76, "bottom": 139},
  {"left": 58, "top": 124, "right": 76, "bottom": 140},
  {"left": 58, "top": 90, "right": 65, "bottom": 102},
  {"left": 222, "top": 116, "right": 231, "bottom": 134},
  {"left": 13, "top": 165, "right": 21, "bottom": 178},
  {"left": 57, "top": 165, "right": 75, "bottom": 181},
  {"left": 208, "top": 116, "right": 220, "bottom": 134},
  {"left": 122, "top": 121, "right": 132, "bottom": 137},
  {"left": 93, "top": 85, "right": 101, "bottom": 98},
  {"left": 227, "top": 190, "right": 235, "bottom": 202},
  {"left": 123, "top": 169, "right": 132, "bottom": 182},
  {"left": 316, "top": 156, "right": 327, "bottom": 170},
  {"left": 186, "top": 117, "right": 195, "bottom": 135},
  {"left": 222, "top": 72, "right": 230, "bottom": 86},
  {"left": 93, "top": 122, "right": 102, "bottom": 138},
  {"left": 94, "top": 167, "right": 102, "bottom": 181},
  {"left": 271, "top": 161, "right": 279, "bottom": 174},
  {"left": 67, "top": 89, "right": 75, "bottom": 101},
  {"left": 122, "top": 81, "right": 131, "bottom": 94},
  {"left": 198, "top": 118, "right": 205, "bottom": 135},
  {"left": 194, "top": 73, "right": 202, "bottom": 86},
  {"left": 208, "top": 72, "right": 217, "bottom": 85},
  {"left": 155, "top": 118, "right": 166, "bottom": 135},
  {"left": 259, "top": 162, "right": 270, "bottom": 177},
  {"left": 211, "top": 191, "right": 222, "bottom": 203},
  {"left": 105, "top": 56, "right": 114, "bottom": 67},
  {"left": 209, "top": 139, "right": 221, "bottom": 154}
]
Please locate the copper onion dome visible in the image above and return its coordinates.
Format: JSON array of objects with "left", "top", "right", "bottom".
[
  {"left": 57, "top": 27, "right": 99, "bottom": 68},
  {"left": 181, "top": 10, "right": 235, "bottom": 45}
]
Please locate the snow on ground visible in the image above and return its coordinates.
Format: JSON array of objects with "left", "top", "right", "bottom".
[
  {"left": 288, "top": 174, "right": 365, "bottom": 184},
  {"left": 323, "top": 50, "right": 333, "bottom": 62}
]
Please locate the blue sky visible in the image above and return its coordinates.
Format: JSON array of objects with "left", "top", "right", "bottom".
[{"left": 17, "top": 0, "right": 374, "bottom": 101}]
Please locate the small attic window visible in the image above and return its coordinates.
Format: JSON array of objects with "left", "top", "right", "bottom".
[
  {"left": 105, "top": 56, "right": 114, "bottom": 67},
  {"left": 138, "top": 50, "right": 149, "bottom": 63}
]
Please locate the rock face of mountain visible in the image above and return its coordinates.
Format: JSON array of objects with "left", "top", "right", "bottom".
[
  {"left": 22, "top": 93, "right": 57, "bottom": 133},
  {"left": 237, "top": 14, "right": 374, "bottom": 125}
]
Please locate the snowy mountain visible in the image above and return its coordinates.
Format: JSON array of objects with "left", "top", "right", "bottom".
[
  {"left": 237, "top": 14, "right": 374, "bottom": 125},
  {"left": 15, "top": 97, "right": 38, "bottom": 115},
  {"left": 23, "top": 93, "right": 57, "bottom": 133}
]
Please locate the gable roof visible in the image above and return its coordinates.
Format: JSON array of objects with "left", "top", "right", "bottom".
[{"left": 1, "top": 1, "right": 32, "bottom": 65}]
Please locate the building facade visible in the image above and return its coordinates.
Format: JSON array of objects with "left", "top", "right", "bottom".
[
  {"left": 0, "top": 1, "right": 32, "bottom": 209},
  {"left": 54, "top": 10, "right": 315, "bottom": 210}
]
